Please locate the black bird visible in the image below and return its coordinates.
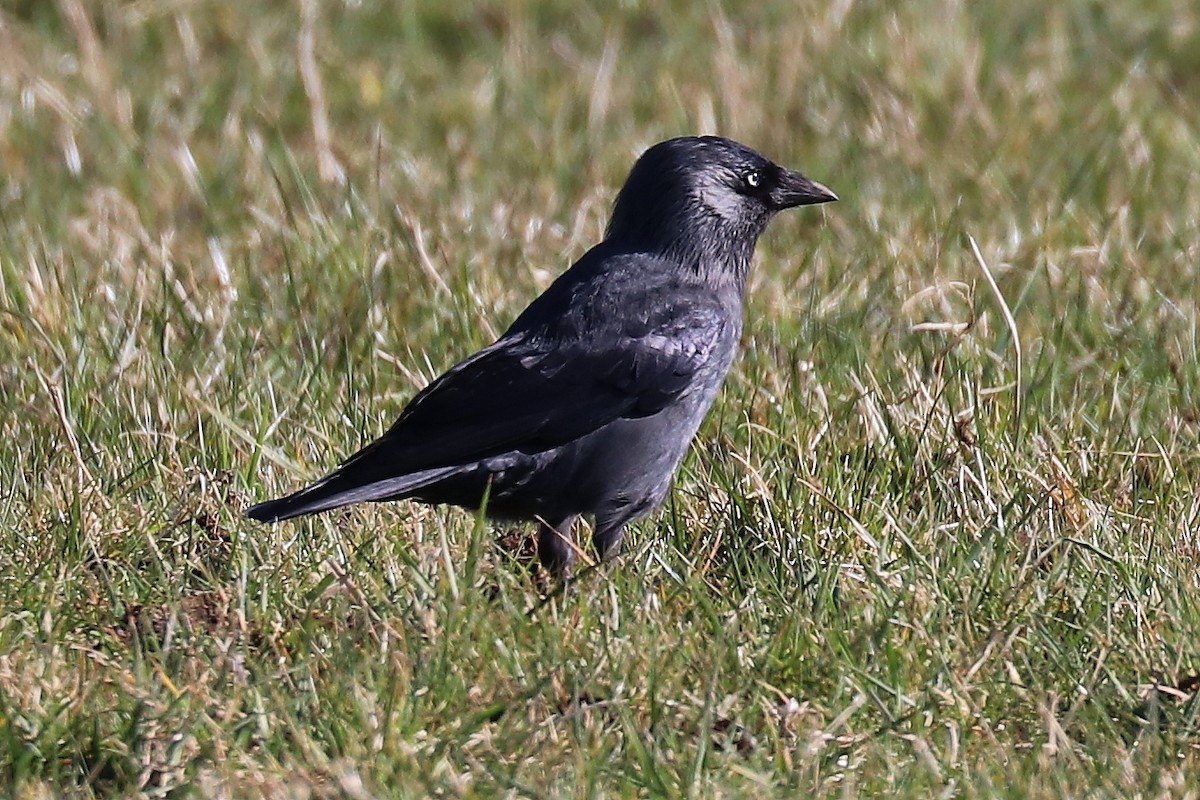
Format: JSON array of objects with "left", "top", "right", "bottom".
[{"left": 246, "top": 135, "right": 836, "bottom": 572}]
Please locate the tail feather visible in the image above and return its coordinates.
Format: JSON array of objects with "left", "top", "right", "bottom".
[{"left": 245, "top": 464, "right": 458, "bottom": 523}]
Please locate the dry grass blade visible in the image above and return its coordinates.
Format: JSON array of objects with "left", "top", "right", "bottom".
[{"left": 968, "top": 234, "right": 1022, "bottom": 432}]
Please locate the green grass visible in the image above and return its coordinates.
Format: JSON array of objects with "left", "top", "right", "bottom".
[{"left": 2, "top": 0, "right": 1200, "bottom": 796}]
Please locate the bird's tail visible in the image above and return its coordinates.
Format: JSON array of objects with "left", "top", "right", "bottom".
[{"left": 245, "top": 464, "right": 458, "bottom": 523}]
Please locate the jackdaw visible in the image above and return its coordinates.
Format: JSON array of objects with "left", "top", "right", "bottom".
[{"left": 246, "top": 135, "right": 836, "bottom": 573}]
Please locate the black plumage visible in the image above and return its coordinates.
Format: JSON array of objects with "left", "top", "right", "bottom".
[{"left": 246, "top": 136, "right": 836, "bottom": 572}]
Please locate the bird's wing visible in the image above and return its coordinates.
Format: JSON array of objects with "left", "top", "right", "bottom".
[
  {"left": 345, "top": 300, "right": 729, "bottom": 473},
  {"left": 245, "top": 298, "right": 730, "bottom": 521}
]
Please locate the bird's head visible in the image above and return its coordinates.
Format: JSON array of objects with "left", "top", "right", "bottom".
[{"left": 606, "top": 136, "right": 836, "bottom": 281}]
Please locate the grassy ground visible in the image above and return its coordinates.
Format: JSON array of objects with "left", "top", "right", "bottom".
[{"left": 2, "top": 0, "right": 1200, "bottom": 796}]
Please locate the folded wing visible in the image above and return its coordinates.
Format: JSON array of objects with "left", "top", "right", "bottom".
[{"left": 245, "top": 300, "right": 726, "bottom": 521}]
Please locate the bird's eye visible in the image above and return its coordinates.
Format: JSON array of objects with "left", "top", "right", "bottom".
[{"left": 739, "top": 169, "right": 768, "bottom": 191}]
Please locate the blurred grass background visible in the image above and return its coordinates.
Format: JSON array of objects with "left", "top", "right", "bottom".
[{"left": 2, "top": 0, "right": 1200, "bottom": 796}]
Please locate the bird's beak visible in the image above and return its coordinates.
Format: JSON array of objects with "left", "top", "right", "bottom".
[{"left": 770, "top": 168, "right": 838, "bottom": 209}]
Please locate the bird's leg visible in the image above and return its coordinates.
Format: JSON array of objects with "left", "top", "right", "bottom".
[
  {"left": 592, "top": 513, "right": 629, "bottom": 563},
  {"left": 537, "top": 515, "right": 578, "bottom": 574},
  {"left": 594, "top": 494, "right": 651, "bottom": 562}
]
